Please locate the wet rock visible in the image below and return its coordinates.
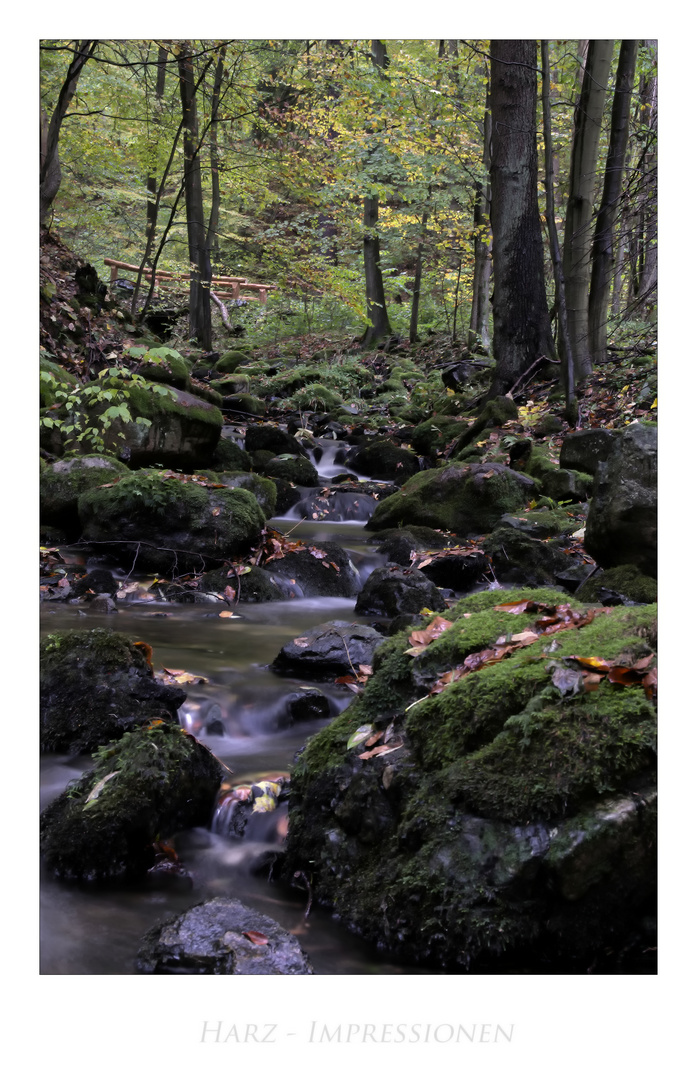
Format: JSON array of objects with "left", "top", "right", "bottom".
[
  {"left": 355, "top": 565, "right": 448, "bottom": 617},
  {"left": 41, "top": 628, "right": 186, "bottom": 754},
  {"left": 483, "top": 525, "right": 580, "bottom": 589},
  {"left": 218, "top": 471, "right": 277, "bottom": 517},
  {"left": 265, "top": 541, "right": 361, "bottom": 598},
  {"left": 264, "top": 454, "right": 320, "bottom": 487},
  {"left": 575, "top": 564, "right": 658, "bottom": 606},
  {"left": 77, "top": 468, "right": 265, "bottom": 575},
  {"left": 584, "top": 423, "right": 657, "bottom": 576},
  {"left": 136, "top": 897, "right": 314, "bottom": 974},
  {"left": 40, "top": 719, "right": 222, "bottom": 882},
  {"left": 559, "top": 428, "right": 617, "bottom": 475},
  {"left": 366, "top": 462, "right": 537, "bottom": 535},
  {"left": 272, "top": 621, "right": 385, "bottom": 679},
  {"left": 283, "top": 590, "right": 657, "bottom": 971},
  {"left": 245, "top": 423, "right": 309, "bottom": 458},
  {"left": 344, "top": 439, "right": 420, "bottom": 483},
  {"left": 70, "top": 568, "right": 120, "bottom": 599},
  {"left": 211, "top": 436, "right": 252, "bottom": 472},
  {"left": 285, "top": 687, "right": 331, "bottom": 724},
  {"left": 293, "top": 482, "right": 397, "bottom": 523}
]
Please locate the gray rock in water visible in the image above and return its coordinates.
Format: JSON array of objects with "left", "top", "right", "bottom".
[
  {"left": 355, "top": 565, "right": 448, "bottom": 617},
  {"left": 272, "top": 621, "right": 385, "bottom": 678},
  {"left": 136, "top": 897, "right": 314, "bottom": 974}
]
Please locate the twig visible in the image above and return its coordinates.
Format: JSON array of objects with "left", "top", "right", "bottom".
[{"left": 293, "top": 870, "right": 313, "bottom": 919}]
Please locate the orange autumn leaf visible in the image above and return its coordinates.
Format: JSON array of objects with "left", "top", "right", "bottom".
[{"left": 243, "top": 931, "right": 269, "bottom": 946}]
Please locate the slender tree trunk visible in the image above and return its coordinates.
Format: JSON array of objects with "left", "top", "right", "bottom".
[
  {"left": 487, "top": 40, "right": 556, "bottom": 398},
  {"left": 145, "top": 45, "right": 168, "bottom": 259},
  {"left": 636, "top": 41, "right": 657, "bottom": 312},
  {"left": 468, "top": 85, "right": 492, "bottom": 354},
  {"left": 40, "top": 40, "right": 97, "bottom": 228},
  {"left": 541, "top": 42, "right": 577, "bottom": 424},
  {"left": 562, "top": 39, "right": 614, "bottom": 379},
  {"left": 588, "top": 41, "right": 638, "bottom": 366},
  {"left": 178, "top": 42, "right": 212, "bottom": 351},
  {"left": 206, "top": 45, "right": 227, "bottom": 269},
  {"left": 360, "top": 40, "right": 392, "bottom": 348},
  {"left": 409, "top": 211, "right": 428, "bottom": 344}
]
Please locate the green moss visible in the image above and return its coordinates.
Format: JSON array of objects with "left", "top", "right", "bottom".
[{"left": 576, "top": 564, "right": 657, "bottom": 604}]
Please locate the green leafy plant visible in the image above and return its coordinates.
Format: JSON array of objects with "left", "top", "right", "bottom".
[{"left": 41, "top": 367, "right": 175, "bottom": 454}]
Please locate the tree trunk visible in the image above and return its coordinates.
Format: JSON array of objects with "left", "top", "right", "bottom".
[
  {"left": 206, "top": 45, "right": 227, "bottom": 269},
  {"left": 145, "top": 45, "right": 168, "bottom": 259},
  {"left": 541, "top": 41, "right": 577, "bottom": 424},
  {"left": 468, "top": 85, "right": 492, "bottom": 354},
  {"left": 562, "top": 39, "right": 614, "bottom": 380},
  {"left": 177, "top": 42, "right": 212, "bottom": 352},
  {"left": 587, "top": 41, "right": 638, "bottom": 366},
  {"left": 487, "top": 40, "right": 556, "bottom": 398},
  {"left": 409, "top": 211, "right": 428, "bottom": 344},
  {"left": 360, "top": 40, "right": 392, "bottom": 348},
  {"left": 40, "top": 40, "right": 97, "bottom": 228}
]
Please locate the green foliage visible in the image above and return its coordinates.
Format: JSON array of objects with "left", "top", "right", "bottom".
[{"left": 40, "top": 365, "right": 175, "bottom": 454}]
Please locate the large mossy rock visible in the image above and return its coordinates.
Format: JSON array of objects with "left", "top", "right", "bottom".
[
  {"left": 344, "top": 439, "right": 420, "bottom": 483},
  {"left": 40, "top": 454, "right": 128, "bottom": 535},
  {"left": 41, "top": 628, "right": 186, "bottom": 753},
  {"left": 58, "top": 379, "right": 223, "bottom": 470},
  {"left": 365, "top": 462, "right": 537, "bottom": 535},
  {"left": 559, "top": 428, "right": 617, "bottom": 475},
  {"left": 77, "top": 469, "right": 265, "bottom": 574},
  {"left": 40, "top": 720, "right": 223, "bottom": 882},
  {"left": 283, "top": 589, "right": 657, "bottom": 971},
  {"left": 136, "top": 897, "right": 314, "bottom": 974},
  {"left": 584, "top": 423, "right": 657, "bottom": 576}
]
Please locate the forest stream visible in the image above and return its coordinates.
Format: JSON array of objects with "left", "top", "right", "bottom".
[{"left": 40, "top": 441, "right": 444, "bottom": 975}]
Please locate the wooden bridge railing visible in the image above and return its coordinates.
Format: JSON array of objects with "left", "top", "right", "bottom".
[{"left": 103, "top": 259, "right": 278, "bottom": 305}]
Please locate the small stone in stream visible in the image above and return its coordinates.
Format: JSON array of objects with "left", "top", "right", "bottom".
[{"left": 136, "top": 897, "right": 314, "bottom": 974}]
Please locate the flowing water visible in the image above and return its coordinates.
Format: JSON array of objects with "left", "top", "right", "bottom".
[{"left": 40, "top": 441, "right": 441, "bottom": 975}]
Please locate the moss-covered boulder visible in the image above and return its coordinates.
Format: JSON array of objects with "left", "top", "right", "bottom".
[
  {"left": 263, "top": 454, "right": 320, "bottom": 487},
  {"left": 283, "top": 590, "right": 657, "bottom": 971},
  {"left": 218, "top": 471, "right": 277, "bottom": 517},
  {"left": 134, "top": 351, "right": 191, "bottom": 390},
  {"left": 77, "top": 469, "right": 265, "bottom": 574},
  {"left": 365, "top": 463, "right": 537, "bottom": 535},
  {"left": 585, "top": 423, "right": 657, "bottom": 576},
  {"left": 40, "top": 356, "right": 80, "bottom": 407},
  {"left": 40, "top": 719, "right": 222, "bottom": 882},
  {"left": 410, "top": 415, "right": 472, "bottom": 457},
  {"left": 451, "top": 396, "right": 519, "bottom": 456},
  {"left": 41, "top": 628, "right": 186, "bottom": 753},
  {"left": 40, "top": 454, "right": 128, "bottom": 535},
  {"left": 559, "top": 428, "right": 617, "bottom": 475},
  {"left": 344, "top": 439, "right": 420, "bottom": 483},
  {"left": 51, "top": 376, "right": 224, "bottom": 470},
  {"left": 483, "top": 524, "right": 580, "bottom": 589},
  {"left": 575, "top": 564, "right": 658, "bottom": 605},
  {"left": 245, "top": 423, "right": 308, "bottom": 457},
  {"left": 211, "top": 435, "right": 252, "bottom": 472},
  {"left": 215, "top": 349, "right": 252, "bottom": 373},
  {"left": 221, "top": 393, "right": 266, "bottom": 416}
]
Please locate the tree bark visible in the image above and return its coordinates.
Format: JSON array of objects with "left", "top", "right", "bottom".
[
  {"left": 409, "top": 211, "right": 428, "bottom": 344},
  {"left": 40, "top": 40, "right": 97, "bottom": 228},
  {"left": 206, "top": 45, "right": 227, "bottom": 268},
  {"left": 177, "top": 41, "right": 212, "bottom": 352},
  {"left": 588, "top": 41, "right": 638, "bottom": 366},
  {"left": 541, "top": 41, "right": 577, "bottom": 424},
  {"left": 468, "top": 85, "right": 492, "bottom": 354},
  {"left": 487, "top": 40, "right": 555, "bottom": 398},
  {"left": 360, "top": 40, "right": 392, "bottom": 348},
  {"left": 562, "top": 39, "right": 614, "bottom": 380}
]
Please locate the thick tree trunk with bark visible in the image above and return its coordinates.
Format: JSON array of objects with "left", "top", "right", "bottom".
[
  {"left": 178, "top": 42, "right": 212, "bottom": 352},
  {"left": 40, "top": 40, "right": 97, "bottom": 228},
  {"left": 562, "top": 39, "right": 614, "bottom": 379},
  {"left": 487, "top": 40, "right": 555, "bottom": 398},
  {"left": 588, "top": 41, "right": 638, "bottom": 366}
]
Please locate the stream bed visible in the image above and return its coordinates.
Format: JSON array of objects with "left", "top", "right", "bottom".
[{"left": 40, "top": 507, "right": 444, "bottom": 975}]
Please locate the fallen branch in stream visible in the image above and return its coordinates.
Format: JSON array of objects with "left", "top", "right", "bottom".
[{"left": 292, "top": 869, "right": 313, "bottom": 920}]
